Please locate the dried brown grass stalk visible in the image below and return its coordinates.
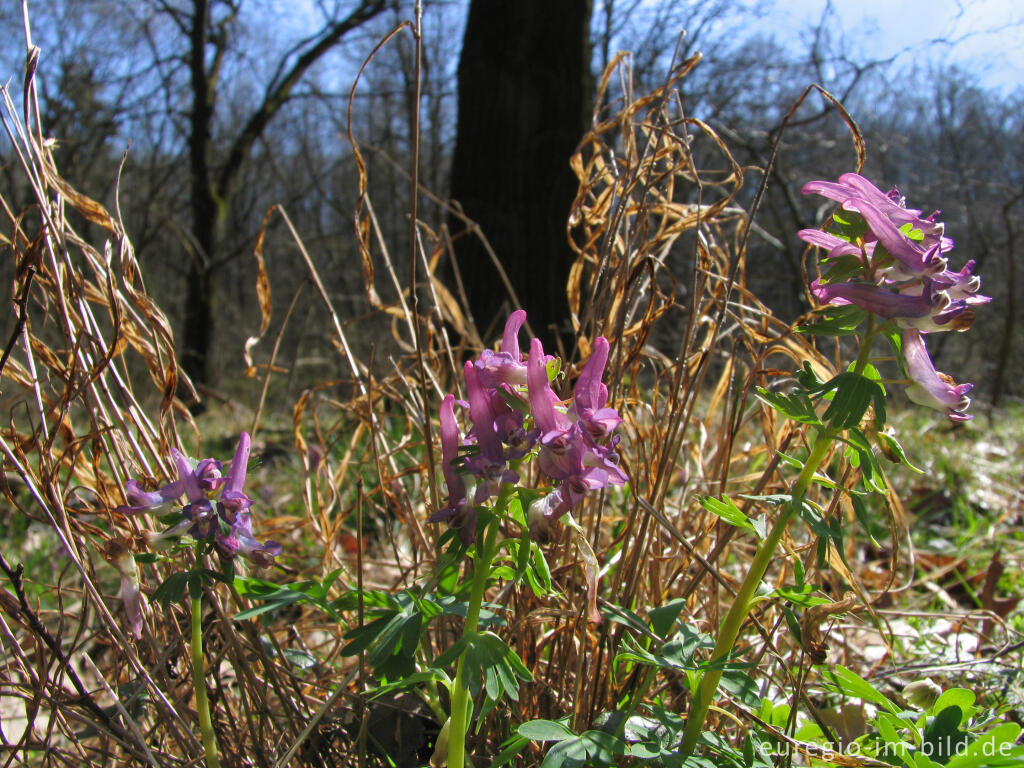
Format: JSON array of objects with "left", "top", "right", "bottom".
[{"left": 0, "top": 24, "right": 365, "bottom": 768}]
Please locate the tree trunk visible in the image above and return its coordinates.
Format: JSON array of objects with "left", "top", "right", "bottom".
[
  {"left": 183, "top": 0, "right": 216, "bottom": 389},
  {"left": 448, "top": 0, "right": 593, "bottom": 347}
]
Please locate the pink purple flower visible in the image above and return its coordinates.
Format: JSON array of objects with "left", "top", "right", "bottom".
[
  {"left": 118, "top": 433, "right": 280, "bottom": 566},
  {"left": 801, "top": 173, "right": 987, "bottom": 421},
  {"left": 429, "top": 314, "right": 628, "bottom": 542},
  {"left": 429, "top": 394, "right": 475, "bottom": 545},
  {"left": 901, "top": 329, "right": 974, "bottom": 421},
  {"left": 528, "top": 336, "right": 627, "bottom": 520}
]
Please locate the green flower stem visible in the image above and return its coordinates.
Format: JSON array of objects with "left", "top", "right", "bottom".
[
  {"left": 681, "top": 326, "right": 881, "bottom": 754},
  {"left": 855, "top": 316, "right": 878, "bottom": 373},
  {"left": 419, "top": 676, "right": 449, "bottom": 725},
  {"left": 680, "top": 434, "right": 832, "bottom": 755},
  {"left": 447, "top": 490, "right": 510, "bottom": 768},
  {"left": 191, "top": 594, "right": 221, "bottom": 768}
]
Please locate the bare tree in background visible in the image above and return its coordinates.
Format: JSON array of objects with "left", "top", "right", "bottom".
[{"left": 168, "top": 0, "right": 386, "bottom": 390}]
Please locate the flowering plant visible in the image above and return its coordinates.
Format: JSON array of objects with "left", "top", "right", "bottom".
[
  {"left": 798, "top": 172, "right": 989, "bottom": 421},
  {"left": 425, "top": 310, "right": 627, "bottom": 768},
  {"left": 431, "top": 310, "right": 627, "bottom": 546},
  {"left": 119, "top": 432, "right": 281, "bottom": 569},
  {"left": 112, "top": 432, "right": 278, "bottom": 768},
  {"left": 679, "top": 173, "right": 988, "bottom": 754}
]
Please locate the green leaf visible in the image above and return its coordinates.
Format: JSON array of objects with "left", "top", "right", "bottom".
[
  {"left": 845, "top": 428, "right": 889, "bottom": 494},
  {"left": 461, "top": 632, "right": 532, "bottom": 705},
  {"left": 433, "top": 635, "right": 469, "bottom": 670},
  {"left": 773, "top": 584, "right": 832, "bottom": 608},
  {"left": 817, "top": 372, "right": 885, "bottom": 430},
  {"left": 899, "top": 222, "right": 925, "bottom": 242},
  {"left": 490, "top": 735, "right": 530, "bottom": 768},
  {"left": 922, "top": 705, "right": 970, "bottom": 763},
  {"left": 755, "top": 387, "right": 823, "bottom": 426},
  {"left": 629, "top": 741, "right": 663, "bottom": 759},
  {"left": 649, "top": 598, "right": 688, "bottom": 638},
  {"left": 525, "top": 541, "right": 554, "bottom": 597},
  {"left": 873, "top": 431, "right": 925, "bottom": 473},
  {"left": 874, "top": 713, "right": 913, "bottom": 767},
  {"left": 581, "top": 729, "right": 627, "bottom": 762},
  {"left": 819, "top": 253, "right": 870, "bottom": 284},
  {"left": 187, "top": 570, "right": 204, "bottom": 600},
  {"left": 616, "top": 626, "right": 715, "bottom": 672},
  {"left": 930, "top": 689, "right": 975, "bottom": 719},
  {"left": 369, "top": 668, "right": 452, "bottom": 701},
  {"left": 541, "top": 737, "right": 587, "bottom": 768},
  {"left": 233, "top": 575, "right": 286, "bottom": 597},
  {"left": 151, "top": 571, "right": 189, "bottom": 607},
  {"left": 518, "top": 719, "right": 575, "bottom": 741},
  {"left": 198, "top": 567, "right": 232, "bottom": 585},
  {"left": 831, "top": 211, "right": 869, "bottom": 240},
  {"left": 700, "top": 496, "right": 762, "bottom": 539},
  {"left": 737, "top": 493, "right": 791, "bottom": 507},
  {"left": 491, "top": 565, "right": 516, "bottom": 580},
  {"left": 820, "top": 666, "right": 900, "bottom": 714},
  {"left": 513, "top": 535, "right": 531, "bottom": 580},
  {"left": 340, "top": 612, "right": 397, "bottom": 657},
  {"left": 850, "top": 494, "right": 881, "bottom": 548},
  {"left": 233, "top": 599, "right": 296, "bottom": 621},
  {"left": 367, "top": 611, "right": 421, "bottom": 670},
  {"left": 945, "top": 723, "right": 1023, "bottom": 768},
  {"left": 720, "top": 670, "right": 760, "bottom": 709},
  {"left": 797, "top": 304, "right": 868, "bottom": 336}
]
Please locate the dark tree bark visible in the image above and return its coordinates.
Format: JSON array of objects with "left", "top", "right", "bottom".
[{"left": 448, "top": 0, "right": 593, "bottom": 346}]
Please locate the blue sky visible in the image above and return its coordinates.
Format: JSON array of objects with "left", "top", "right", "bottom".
[{"left": 775, "top": 0, "right": 1024, "bottom": 93}]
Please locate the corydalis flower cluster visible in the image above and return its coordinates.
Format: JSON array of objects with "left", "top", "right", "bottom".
[
  {"left": 799, "top": 173, "right": 990, "bottom": 421},
  {"left": 118, "top": 433, "right": 282, "bottom": 565},
  {"left": 431, "top": 311, "right": 627, "bottom": 545}
]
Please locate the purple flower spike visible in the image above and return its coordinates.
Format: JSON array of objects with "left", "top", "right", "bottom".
[
  {"left": 475, "top": 309, "right": 530, "bottom": 388},
  {"left": 439, "top": 395, "right": 466, "bottom": 505},
  {"left": 193, "top": 459, "right": 224, "bottom": 494},
  {"left": 501, "top": 309, "right": 527, "bottom": 360},
  {"left": 797, "top": 229, "right": 865, "bottom": 260},
  {"left": 901, "top": 329, "right": 973, "bottom": 421},
  {"left": 803, "top": 174, "right": 955, "bottom": 275},
  {"left": 811, "top": 279, "right": 937, "bottom": 320},
  {"left": 219, "top": 432, "right": 254, "bottom": 520},
  {"left": 932, "top": 260, "right": 991, "bottom": 306},
  {"left": 224, "top": 433, "right": 250, "bottom": 494},
  {"left": 527, "top": 336, "right": 627, "bottom": 522},
  {"left": 804, "top": 173, "right": 951, "bottom": 251},
  {"left": 429, "top": 394, "right": 477, "bottom": 546},
  {"left": 121, "top": 433, "right": 280, "bottom": 567},
  {"left": 841, "top": 198, "right": 947, "bottom": 278},
  {"left": 171, "top": 448, "right": 213, "bottom": 505},
  {"left": 464, "top": 363, "right": 518, "bottom": 502},
  {"left": 118, "top": 478, "right": 184, "bottom": 515},
  {"left": 216, "top": 508, "right": 282, "bottom": 566},
  {"left": 527, "top": 338, "right": 573, "bottom": 447},
  {"left": 572, "top": 337, "right": 623, "bottom": 441},
  {"left": 211, "top": 433, "right": 279, "bottom": 565}
]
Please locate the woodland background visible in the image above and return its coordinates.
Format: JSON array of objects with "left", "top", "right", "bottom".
[{"left": 1, "top": 0, "right": 1021, "bottom": 406}]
